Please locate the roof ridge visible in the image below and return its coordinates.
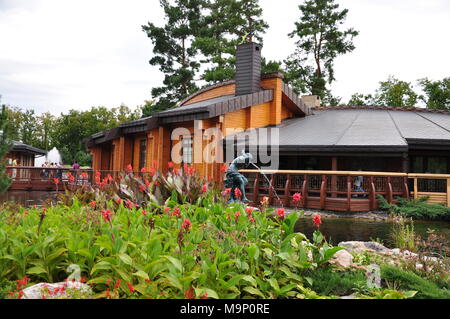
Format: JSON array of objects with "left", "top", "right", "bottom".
[
  {"left": 387, "top": 110, "right": 408, "bottom": 146},
  {"left": 312, "top": 105, "right": 450, "bottom": 114},
  {"left": 333, "top": 109, "right": 361, "bottom": 146}
]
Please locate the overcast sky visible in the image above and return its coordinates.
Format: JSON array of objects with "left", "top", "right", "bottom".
[{"left": 0, "top": 0, "right": 449, "bottom": 114}]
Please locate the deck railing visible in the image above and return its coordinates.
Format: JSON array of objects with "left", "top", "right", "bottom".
[
  {"left": 240, "top": 169, "right": 450, "bottom": 211},
  {"left": 5, "top": 166, "right": 450, "bottom": 211}
]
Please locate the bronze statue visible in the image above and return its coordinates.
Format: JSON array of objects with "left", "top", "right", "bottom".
[{"left": 224, "top": 152, "right": 253, "bottom": 203}]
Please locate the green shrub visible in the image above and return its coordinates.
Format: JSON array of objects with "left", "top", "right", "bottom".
[
  {"left": 305, "top": 268, "right": 367, "bottom": 296},
  {"left": 378, "top": 195, "right": 450, "bottom": 221},
  {"left": 380, "top": 264, "right": 450, "bottom": 299},
  {"left": 390, "top": 216, "right": 416, "bottom": 251}
]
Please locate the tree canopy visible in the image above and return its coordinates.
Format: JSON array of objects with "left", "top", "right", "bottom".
[{"left": 0, "top": 103, "right": 12, "bottom": 193}]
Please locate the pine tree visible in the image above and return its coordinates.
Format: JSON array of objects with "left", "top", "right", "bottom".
[
  {"left": 194, "top": 0, "right": 268, "bottom": 83},
  {"left": 285, "top": 0, "right": 358, "bottom": 99},
  {"left": 0, "top": 103, "right": 12, "bottom": 193},
  {"left": 142, "top": 0, "right": 204, "bottom": 112}
]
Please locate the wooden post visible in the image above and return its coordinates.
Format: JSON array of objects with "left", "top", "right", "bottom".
[
  {"left": 447, "top": 178, "right": 450, "bottom": 207},
  {"left": 347, "top": 175, "right": 351, "bottom": 212},
  {"left": 320, "top": 175, "right": 326, "bottom": 210},
  {"left": 413, "top": 178, "right": 418, "bottom": 199},
  {"left": 302, "top": 175, "right": 308, "bottom": 208},
  {"left": 331, "top": 157, "right": 337, "bottom": 198},
  {"left": 403, "top": 176, "right": 410, "bottom": 200},
  {"left": 387, "top": 177, "right": 393, "bottom": 204},
  {"left": 370, "top": 182, "right": 376, "bottom": 210},
  {"left": 284, "top": 174, "right": 291, "bottom": 207}
]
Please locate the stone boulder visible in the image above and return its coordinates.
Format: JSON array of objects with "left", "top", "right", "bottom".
[
  {"left": 330, "top": 249, "right": 353, "bottom": 267},
  {"left": 338, "top": 241, "right": 391, "bottom": 254},
  {"left": 22, "top": 281, "right": 92, "bottom": 299}
]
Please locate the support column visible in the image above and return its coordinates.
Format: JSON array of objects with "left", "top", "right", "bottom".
[
  {"left": 331, "top": 157, "right": 338, "bottom": 198},
  {"left": 402, "top": 153, "right": 409, "bottom": 173}
]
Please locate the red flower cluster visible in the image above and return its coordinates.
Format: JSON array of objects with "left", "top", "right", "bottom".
[
  {"left": 53, "top": 178, "right": 60, "bottom": 185},
  {"left": 313, "top": 214, "right": 322, "bottom": 229},
  {"left": 171, "top": 207, "right": 181, "bottom": 218},
  {"left": 234, "top": 211, "right": 241, "bottom": 221},
  {"left": 220, "top": 164, "right": 228, "bottom": 173},
  {"left": 139, "top": 184, "right": 146, "bottom": 192},
  {"left": 126, "top": 164, "right": 133, "bottom": 174},
  {"left": 127, "top": 282, "right": 135, "bottom": 293},
  {"left": 292, "top": 192, "right": 302, "bottom": 203},
  {"left": 221, "top": 188, "right": 231, "bottom": 196},
  {"left": 276, "top": 208, "right": 285, "bottom": 220},
  {"left": 81, "top": 172, "right": 88, "bottom": 179},
  {"left": 90, "top": 200, "right": 96, "bottom": 208},
  {"left": 125, "top": 199, "right": 136, "bottom": 209},
  {"left": 201, "top": 184, "right": 208, "bottom": 193},
  {"left": 102, "top": 209, "right": 113, "bottom": 223},
  {"left": 67, "top": 172, "right": 75, "bottom": 183},
  {"left": 234, "top": 188, "right": 242, "bottom": 199},
  {"left": 182, "top": 218, "right": 191, "bottom": 231},
  {"left": 141, "top": 209, "right": 147, "bottom": 217},
  {"left": 168, "top": 161, "right": 174, "bottom": 169}
]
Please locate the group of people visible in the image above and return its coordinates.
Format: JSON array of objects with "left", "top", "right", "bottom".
[{"left": 40, "top": 162, "right": 64, "bottom": 179}]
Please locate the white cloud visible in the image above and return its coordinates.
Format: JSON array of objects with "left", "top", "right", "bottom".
[{"left": 0, "top": 0, "right": 449, "bottom": 113}]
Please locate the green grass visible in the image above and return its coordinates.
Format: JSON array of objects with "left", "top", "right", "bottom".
[{"left": 381, "top": 264, "right": 450, "bottom": 299}]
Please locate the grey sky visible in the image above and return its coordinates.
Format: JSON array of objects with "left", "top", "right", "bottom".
[{"left": 0, "top": 0, "right": 449, "bottom": 114}]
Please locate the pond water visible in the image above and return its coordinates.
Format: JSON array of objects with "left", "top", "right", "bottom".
[
  {"left": 1, "top": 191, "right": 449, "bottom": 248},
  {"left": 295, "top": 216, "right": 450, "bottom": 248},
  {"left": 0, "top": 191, "right": 57, "bottom": 207}
]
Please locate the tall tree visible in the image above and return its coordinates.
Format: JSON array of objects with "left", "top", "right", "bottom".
[
  {"left": 347, "top": 93, "right": 374, "bottom": 106},
  {"left": 374, "top": 76, "right": 418, "bottom": 107},
  {"left": 418, "top": 77, "right": 450, "bottom": 110},
  {"left": 142, "top": 0, "right": 203, "bottom": 112},
  {"left": 35, "top": 112, "right": 55, "bottom": 151},
  {"left": 285, "top": 0, "right": 358, "bottom": 99},
  {"left": 194, "top": 0, "right": 268, "bottom": 83},
  {"left": 0, "top": 103, "right": 12, "bottom": 193}
]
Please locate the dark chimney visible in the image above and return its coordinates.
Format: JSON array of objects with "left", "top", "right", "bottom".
[{"left": 235, "top": 42, "right": 262, "bottom": 96}]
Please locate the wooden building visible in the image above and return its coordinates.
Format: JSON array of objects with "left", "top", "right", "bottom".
[
  {"left": 6, "top": 141, "right": 46, "bottom": 167},
  {"left": 84, "top": 42, "right": 450, "bottom": 182}
]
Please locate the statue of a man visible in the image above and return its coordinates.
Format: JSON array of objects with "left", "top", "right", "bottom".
[{"left": 224, "top": 152, "right": 253, "bottom": 203}]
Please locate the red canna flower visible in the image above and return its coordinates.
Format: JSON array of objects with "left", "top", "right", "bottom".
[
  {"left": 154, "top": 181, "right": 159, "bottom": 186},
  {"left": 125, "top": 199, "right": 134, "bottom": 209},
  {"left": 201, "top": 184, "right": 208, "bottom": 193},
  {"left": 90, "top": 200, "right": 96, "bottom": 207},
  {"left": 171, "top": 207, "right": 181, "bottom": 218},
  {"left": 184, "top": 286, "right": 195, "bottom": 299},
  {"left": 68, "top": 174, "right": 75, "bottom": 183},
  {"left": 95, "top": 176, "right": 101, "bottom": 185},
  {"left": 221, "top": 188, "right": 231, "bottom": 196},
  {"left": 245, "top": 207, "right": 254, "bottom": 216},
  {"left": 127, "top": 282, "right": 135, "bottom": 293},
  {"left": 102, "top": 209, "right": 113, "bottom": 223},
  {"left": 95, "top": 171, "right": 101, "bottom": 177},
  {"left": 145, "top": 179, "right": 150, "bottom": 187},
  {"left": 164, "top": 206, "right": 171, "bottom": 214},
  {"left": 80, "top": 276, "right": 87, "bottom": 283},
  {"left": 53, "top": 178, "right": 60, "bottom": 185},
  {"left": 293, "top": 192, "right": 302, "bottom": 203},
  {"left": 17, "top": 290, "right": 24, "bottom": 299},
  {"left": 140, "top": 167, "right": 147, "bottom": 173},
  {"left": 234, "top": 188, "right": 242, "bottom": 199},
  {"left": 313, "top": 214, "right": 322, "bottom": 229},
  {"left": 116, "top": 198, "right": 123, "bottom": 205},
  {"left": 182, "top": 218, "right": 191, "bottom": 231},
  {"left": 104, "top": 289, "right": 111, "bottom": 298},
  {"left": 81, "top": 172, "right": 88, "bottom": 179},
  {"left": 234, "top": 211, "right": 241, "bottom": 221},
  {"left": 168, "top": 161, "right": 174, "bottom": 169},
  {"left": 141, "top": 209, "right": 147, "bottom": 217},
  {"left": 114, "top": 279, "right": 121, "bottom": 289},
  {"left": 220, "top": 164, "right": 228, "bottom": 173},
  {"left": 126, "top": 164, "right": 133, "bottom": 174},
  {"left": 276, "top": 208, "right": 285, "bottom": 220},
  {"left": 139, "top": 184, "right": 146, "bottom": 192}
]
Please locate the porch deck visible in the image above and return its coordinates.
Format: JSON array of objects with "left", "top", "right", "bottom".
[{"left": 241, "top": 169, "right": 450, "bottom": 211}]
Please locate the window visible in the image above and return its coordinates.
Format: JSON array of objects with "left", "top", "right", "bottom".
[
  {"left": 182, "top": 137, "right": 193, "bottom": 164},
  {"left": 139, "top": 139, "right": 147, "bottom": 170}
]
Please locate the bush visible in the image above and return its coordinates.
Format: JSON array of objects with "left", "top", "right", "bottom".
[
  {"left": 378, "top": 195, "right": 450, "bottom": 221},
  {"left": 380, "top": 264, "right": 450, "bottom": 299},
  {"left": 305, "top": 268, "right": 367, "bottom": 296}
]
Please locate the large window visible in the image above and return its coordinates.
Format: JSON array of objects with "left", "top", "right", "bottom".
[{"left": 182, "top": 137, "right": 193, "bottom": 164}]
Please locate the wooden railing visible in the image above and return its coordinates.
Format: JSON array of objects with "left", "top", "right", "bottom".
[
  {"left": 5, "top": 166, "right": 123, "bottom": 191},
  {"left": 240, "top": 169, "right": 450, "bottom": 211}
]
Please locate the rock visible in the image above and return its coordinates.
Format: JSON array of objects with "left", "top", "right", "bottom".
[
  {"left": 391, "top": 248, "right": 401, "bottom": 255},
  {"left": 331, "top": 249, "right": 353, "bottom": 267},
  {"left": 402, "top": 250, "right": 418, "bottom": 258},
  {"left": 337, "top": 241, "right": 391, "bottom": 253},
  {"left": 340, "top": 295, "right": 357, "bottom": 299},
  {"left": 22, "top": 281, "right": 92, "bottom": 299}
]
